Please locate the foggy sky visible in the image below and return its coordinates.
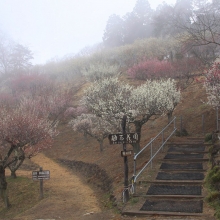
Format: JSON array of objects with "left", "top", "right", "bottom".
[{"left": 0, "top": 0, "right": 176, "bottom": 65}]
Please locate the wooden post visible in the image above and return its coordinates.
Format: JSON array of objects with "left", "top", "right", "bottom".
[
  {"left": 39, "top": 167, "right": 43, "bottom": 199},
  {"left": 122, "top": 115, "right": 129, "bottom": 202},
  {"left": 202, "top": 114, "right": 205, "bottom": 135},
  {"left": 180, "top": 116, "right": 183, "bottom": 134}
]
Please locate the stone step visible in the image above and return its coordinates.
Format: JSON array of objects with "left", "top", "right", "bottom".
[
  {"left": 138, "top": 180, "right": 204, "bottom": 185},
  {"left": 122, "top": 210, "right": 204, "bottom": 217},
  {"left": 164, "top": 153, "right": 206, "bottom": 159},
  {"left": 156, "top": 171, "right": 204, "bottom": 181},
  {"left": 160, "top": 162, "right": 205, "bottom": 171},
  {"left": 133, "top": 194, "right": 204, "bottom": 199},
  {"left": 161, "top": 158, "right": 209, "bottom": 162},
  {"left": 146, "top": 184, "right": 202, "bottom": 196},
  {"left": 140, "top": 199, "right": 203, "bottom": 213},
  {"left": 167, "top": 143, "right": 211, "bottom": 146},
  {"left": 160, "top": 169, "right": 207, "bottom": 172}
]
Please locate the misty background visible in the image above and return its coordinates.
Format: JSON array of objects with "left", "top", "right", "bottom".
[{"left": 0, "top": 0, "right": 176, "bottom": 64}]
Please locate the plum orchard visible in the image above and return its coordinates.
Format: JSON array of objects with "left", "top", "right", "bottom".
[{"left": 73, "top": 77, "right": 181, "bottom": 153}]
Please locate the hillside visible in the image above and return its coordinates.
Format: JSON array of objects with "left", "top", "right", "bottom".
[
  {"left": 0, "top": 76, "right": 217, "bottom": 219},
  {"left": 44, "top": 77, "right": 216, "bottom": 210}
]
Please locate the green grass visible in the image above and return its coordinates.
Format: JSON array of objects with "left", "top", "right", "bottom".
[
  {"left": 205, "top": 133, "right": 212, "bottom": 143},
  {"left": 129, "top": 197, "right": 139, "bottom": 205},
  {"left": 205, "top": 166, "right": 220, "bottom": 219},
  {"left": 0, "top": 176, "right": 41, "bottom": 219}
]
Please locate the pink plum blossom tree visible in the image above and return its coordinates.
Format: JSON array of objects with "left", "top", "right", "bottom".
[{"left": 0, "top": 99, "right": 58, "bottom": 207}]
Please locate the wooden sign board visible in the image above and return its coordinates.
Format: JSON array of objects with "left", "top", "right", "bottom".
[
  {"left": 121, "top": 150, "right": 133, "bottom": 157},
  {"left": 108, "top": 133, "right": 140, "bottom": 145},
  {"left": 32, "top": 170, "right": 50, "bottom": 180}
]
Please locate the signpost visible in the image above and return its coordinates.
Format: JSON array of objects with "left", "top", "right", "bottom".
[
  {"left": 108, "top": 133, "right": 140, "bottom": 145},
  {"left": 121, "top": 150, "right": 133, "bottom": 157},
  {"left": 32, "top": 170, "right": 50, "bottom": 180},
  {"left": 32, "top": 167, "right": 50, "bottom": 199},
  {"left": 108, "top": 115, "right": 140, "bottom": 203}
]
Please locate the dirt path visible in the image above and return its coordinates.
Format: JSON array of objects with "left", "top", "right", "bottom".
[
  {"left": 11, "top": 153, "right": 117, "bottom": 220},
  {"left": 7, "top": 152, "right": 211, "bottom": 220}
]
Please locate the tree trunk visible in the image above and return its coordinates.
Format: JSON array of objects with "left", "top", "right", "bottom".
[
  {"left": 8, "top": 150, "right": 25, "bottom": 179},
  {"left": 132, "top": 121, "right": 142, "bottom": 153},
  {"left": 99, "top": 139, "right": 104, "bottom": 152},
  {"left": 0, "top": 165, "right": 10, "bottom": 208},
  {"left": 10, "top": 169, "right": 17, "bottom": 178},
  {"left": 83, "top": 131, "right": 88, "bottom": 140},
  {"left": 132, "top": 143, "right": 141, "bottom": 154},
  {"left": 167, "top": 111, "right": 172, "bottom": 123}
]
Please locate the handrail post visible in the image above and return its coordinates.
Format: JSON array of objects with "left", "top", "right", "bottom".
[
  {"left": 134, "top": 154, "right": 136, "bottom": 177},
  {"left": 180, "top": 116, "right": 183, "bottom": 134},
  {"left": 174, "top": 117, "right": 176, "bottom": 129},
  {"left": 202, "top": 114, "right": 205, "bottom": 135},
  {"left": 150, "top": 138, "right": 153, "bottom": 169},
  {"left": 217, "top": 107, "right": 218, "bottom": 131},
  {"left": 133, "top": 155, "right": 136, "bottom": 193}
]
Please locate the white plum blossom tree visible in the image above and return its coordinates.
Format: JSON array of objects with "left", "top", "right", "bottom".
[
  {"left": 81, "top": 77, "right": 181, "bottom": 152},
  {"left": 81, "top": 62, "right": 120, "bottom": 81},
  {"left": 204, "top": 62, "right": 220, "bottom": 107},
  {"left": 69, "top": 114, "right": 119, "bottom": 151}
]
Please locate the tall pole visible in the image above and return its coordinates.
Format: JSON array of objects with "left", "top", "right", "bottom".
[
  {"left": 122, "top": 115, "right": 129, "bottom": 202},
  {"left": 39, "top": 167, "right": 44, "bottom": 199}
]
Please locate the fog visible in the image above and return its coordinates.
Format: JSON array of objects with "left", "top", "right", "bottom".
[{"left": 0, "top": 0, "right": 176, "bottom": 65}]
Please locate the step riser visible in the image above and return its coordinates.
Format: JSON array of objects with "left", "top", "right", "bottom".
[
  {"left": 123, "top": 211, "right": 203, "bottom": 217},
  {"left": 134, "top": 195, "right": 204, "bottom": 199}
]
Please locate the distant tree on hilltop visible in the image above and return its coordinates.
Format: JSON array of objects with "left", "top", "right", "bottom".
[{"left": 0, "top": 32, "right": 33, "bottom": 76}]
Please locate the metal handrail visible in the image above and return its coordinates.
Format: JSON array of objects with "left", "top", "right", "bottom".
[{"left": 133, "top": 117, "right": 176, "bottom": 188}]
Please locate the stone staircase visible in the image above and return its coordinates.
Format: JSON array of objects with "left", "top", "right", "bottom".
[{"left": 123, "top": 138, "right": 215, "bottom": 219}]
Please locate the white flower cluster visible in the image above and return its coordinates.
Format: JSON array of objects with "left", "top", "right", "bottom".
[
  {"left": 82, "top": 77, "right": 133, "bottom": 119},
  {"left": 69, "top": 113, "right": 119, "bottom": 141},
  {"left": 204, "top": 83, "right": 220, "bottom": 107},
  {"left": 204, "top": 63, "right": 220, "bottom": 107},
  {"left": 131, "top": 79, "right": 181, "bottom": 117},
  {"left": 83, "top": 77, "right": 180, "bottom": 122},
  {"left": 81, "top": 62, "right": 120, "bottom": 81}
]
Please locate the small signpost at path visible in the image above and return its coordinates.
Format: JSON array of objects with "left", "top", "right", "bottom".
[
  {"left": 32, "top": 167, "right": 50, "bottom": 199},
  {"left": 108, "top": 115, "right": 140, "bottom": 203}
]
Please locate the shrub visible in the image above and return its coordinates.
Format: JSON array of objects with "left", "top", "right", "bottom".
[
  {"left": 127, "top": 59, "right": 174, "bottom": 80},
  {"left": 206, "top": 191, "right": 220, "bottom": 203},
  {"left": 205, "top": 133, "right": 213, "bottom": 142}
]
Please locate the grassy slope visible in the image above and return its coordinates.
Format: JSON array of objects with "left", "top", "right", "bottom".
[{"left": 0, "top": 176, "right": 40, "bottom": 219}]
